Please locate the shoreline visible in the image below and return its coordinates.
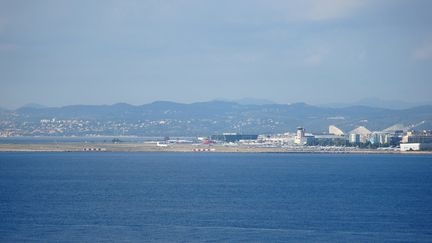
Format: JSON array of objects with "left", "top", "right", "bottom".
[{"left": 0, "top": 143, "right": 431, "bottom": 155}]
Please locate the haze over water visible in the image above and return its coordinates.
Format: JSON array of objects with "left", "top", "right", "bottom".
[{"left": 1, "top": 152, "right": 432, "bottom": 241}]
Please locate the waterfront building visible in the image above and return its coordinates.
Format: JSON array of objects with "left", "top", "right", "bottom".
[
  {"left": 349, "top": 134, "right": 361, "bottom": 144},
  {"left": 294, "top": 127, "right": 315, "bottom": 145},
  {"left": 401, "top": 131, "right": 432, "bottom": 143},
  {"left": 294, "top": 127, "right": 306, "bottom": 145},
  {"left": 400, "top": 130, "right": 432, "bottom": 151},
  {"left": 314, "top": 134, "right": 348, "bottom": 146},
  {"left": 382, "top": 123, "right": 407, "bottom": 133},
  {"left": 329, "top": 125, "right": 345, "bottom": 136},
  {"left": 400, "top": 143, "right": 432, "bottom": 151},
  {"left": 368, "top": 132, "right": 390, "bottom": 145},
  {"left": 349, "top": 126, "right": 372, "bottom": 143},
  {"left": 258, "top": 133, "right": 294, "bottom": 145},
  {"left": 210, "top": 133, "right": 258, "bottom": 143}
]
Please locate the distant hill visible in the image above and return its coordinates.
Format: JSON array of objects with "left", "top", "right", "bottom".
[
  {"left": 1, "top": 101, "right": 431, "bottom": 136},
  {"left": 213, "top": 98, "right": 276, "bottom": 105},
  {"left": 19, "top": 103, "right": 47, "bottom": 109},
  {"left": 0, "top": 107, "right": 8, "bottom": 116},
  {"left": 321, "top": 97, "right": 432, "bottom": 110},
  {"left": 234, "top": 98, "right": 276, "bottom": 105}
]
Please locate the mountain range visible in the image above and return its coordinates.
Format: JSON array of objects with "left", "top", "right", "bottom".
[
  {"left": 1, "top": 101, "right": 431, "bottom": 136},
  {"left": 319, "top": 97, "right": 432, "bottom": 110}
]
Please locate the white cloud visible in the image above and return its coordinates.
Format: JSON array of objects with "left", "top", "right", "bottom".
[{"left": 413, "top": 41, "right": 432, "bottom": 61}]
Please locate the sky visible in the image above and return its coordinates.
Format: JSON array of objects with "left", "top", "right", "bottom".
[{"left": 0, "top": 0, "right": 431, "bottom": 108}]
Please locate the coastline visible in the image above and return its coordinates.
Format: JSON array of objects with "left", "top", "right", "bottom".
[{"left": 0, "top": 143, "right": 431, "bottom": 155}]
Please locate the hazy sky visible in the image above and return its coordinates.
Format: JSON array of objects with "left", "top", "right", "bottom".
[{"left": 0, "top": 0, "right": 431, "bottom": 108}]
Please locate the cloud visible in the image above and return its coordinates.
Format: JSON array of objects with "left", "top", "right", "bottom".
[{"left": 413, "top": 41, "right": 432, "bottom": 61}]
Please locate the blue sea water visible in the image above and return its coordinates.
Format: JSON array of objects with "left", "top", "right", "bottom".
[{"left": 0, "top": 152, "right": 432, "bottom": 242}]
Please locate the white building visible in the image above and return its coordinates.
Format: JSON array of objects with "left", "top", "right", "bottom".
[
  {"left": 294, "top": 127, "right": 315, "bottom": 145},
  {"left": 329, "top": 125, "right": 344, "bottom": 136},
  {"left": 349, "top": 126, "right": 372, "bottom": 143},
  {"left": 259, "top": 133, "right": 294, "bottom": 145},
  {"left": 400, "top": 143, "right": 432, "bottom": 151},
  {"left": 349, "top": 134, "right": 360, "bottom": 144},
  {"left": 369, "top": 132, "right": 390, "bottom": 145},
  {"left": 400, "top": 130, "right": 432, "bottom": 151}
]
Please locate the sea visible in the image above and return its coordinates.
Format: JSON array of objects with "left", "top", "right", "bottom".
[{"left": 1, "top": 152, "right": 432, "bottom": 242}]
